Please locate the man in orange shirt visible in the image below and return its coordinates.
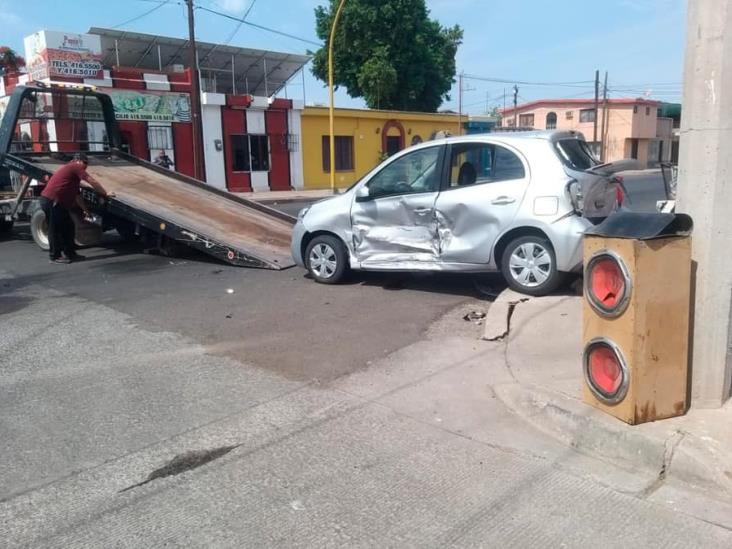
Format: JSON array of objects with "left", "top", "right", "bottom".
[{"left": 39, "top": 153, "right": 112, "bottom": 264}]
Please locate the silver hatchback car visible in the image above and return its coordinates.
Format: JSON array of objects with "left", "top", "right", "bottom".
[{"left": 291, "top": 131, "right": 621, "bottom": 296}]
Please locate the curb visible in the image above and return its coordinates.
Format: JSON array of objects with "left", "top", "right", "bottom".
[
  {"left": 493, "top": 382, "right": 732, "bottom": 500},
  {"left": 481, "top": 288, "right": 529, "bottom": 340}
]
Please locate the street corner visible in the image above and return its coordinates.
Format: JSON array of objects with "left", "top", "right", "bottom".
[{"left": 492, "top": 382, "right": 732, "bottom": 507}]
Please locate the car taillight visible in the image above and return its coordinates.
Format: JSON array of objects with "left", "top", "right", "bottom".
[
  {"left": 583, "top": 338, "right": 629, "bottom": 404},
  {"left": 567, "top": 179, "right": 583, "bottom": 212},
  {"left": 585, "top": 250, "right": 632, "bottom": 317},
  {"left": 612, "top": 176, "right": 625, "bottom": 206}
]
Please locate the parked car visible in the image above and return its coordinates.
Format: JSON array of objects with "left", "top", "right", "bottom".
[{"left": 291, "top": 130, "right": 623, "bottom": 296}]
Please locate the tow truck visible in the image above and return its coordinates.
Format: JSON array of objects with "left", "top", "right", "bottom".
[{"left": 0, "top": 82, "right": 295, "bottom": 269}]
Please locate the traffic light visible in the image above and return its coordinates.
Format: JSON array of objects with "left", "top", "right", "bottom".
[{"left": 582, "top": 214, "right": 693, "bottom": 425}]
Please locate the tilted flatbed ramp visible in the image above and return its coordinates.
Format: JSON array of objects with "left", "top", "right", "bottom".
[{"left": 35, "top": 155, "right": 296, "bottom": 269}]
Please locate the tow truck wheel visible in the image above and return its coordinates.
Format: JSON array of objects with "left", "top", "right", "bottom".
[{"left": 30, "top": 209, "right": 50, "bottom": 251}]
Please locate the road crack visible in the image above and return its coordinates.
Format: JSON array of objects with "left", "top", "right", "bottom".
[
  {"left": 484, "top": 298, "right": 529, "bottom": 342},
  {"left": 119, "top": 444, "right": 239, "bottom": 493},
  {"left": 639, "top": 430, "right": 686, "bottom": 498}
]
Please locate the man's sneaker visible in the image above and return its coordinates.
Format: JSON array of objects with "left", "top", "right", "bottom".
[
  {"left": 50, "top": 257, "right": 71, "bottom": 264},
  {"left": 67, "top": 253, "right": 86, "bottom": 262}
]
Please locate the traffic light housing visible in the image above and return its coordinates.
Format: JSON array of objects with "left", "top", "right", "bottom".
[{"left": 582, "top": 214, "right": 692, "bottom": 425}]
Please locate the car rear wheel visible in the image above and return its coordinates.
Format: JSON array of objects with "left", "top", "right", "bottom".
[
  {"left": 500, "top": 235, "right": 563, "bottom": 296},
  {"left": 305, "top": 235, "right": 348, "bottom": 284}
]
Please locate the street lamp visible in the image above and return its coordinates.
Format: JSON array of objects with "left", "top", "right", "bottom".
[{"left": 328, "top": 0, "right": 347, "bottom": 192}]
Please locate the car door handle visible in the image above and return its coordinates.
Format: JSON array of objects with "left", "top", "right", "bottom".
[
  {"left": 491, "top": 196, "right": 516, "bottom": 205},
  {"left": 413, "top": 207, "right": 432, "bottom": 215}
]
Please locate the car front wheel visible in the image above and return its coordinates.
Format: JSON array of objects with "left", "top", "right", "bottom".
[
  {"left": 305, "top": 235, "right": 348, "bottom": 284},
  {"left": 500, "top": 235, "right": 563, "bottom": 296}
]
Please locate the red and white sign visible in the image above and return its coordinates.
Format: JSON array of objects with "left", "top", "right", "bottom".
[{"left": 24, "top": 30, "right": 103, "bottom": 81}]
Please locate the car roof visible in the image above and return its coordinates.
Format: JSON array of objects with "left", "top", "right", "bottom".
[{"left": 440, "top": 130, "right": 584, "bottom": 145}]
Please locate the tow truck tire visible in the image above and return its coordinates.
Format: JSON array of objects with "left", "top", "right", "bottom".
[{"left": 30, "top": 208, "right": 50, "bottom": 251}]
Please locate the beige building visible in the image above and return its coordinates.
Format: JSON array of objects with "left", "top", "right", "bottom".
[{"left": 499, "top": 98, "right": 675, "bottom": 167}]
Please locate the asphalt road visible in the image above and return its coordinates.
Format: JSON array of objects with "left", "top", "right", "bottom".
[{"left": 0, "top": 222, "right": 492, "bottom": 382}]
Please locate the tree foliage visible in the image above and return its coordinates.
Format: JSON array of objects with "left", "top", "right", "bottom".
[
  {"left": 311, "top": 0, "right": 463, "bottom": 112},
  {"left": 0, "top": 47, "right": 25, "bottom": 75}
]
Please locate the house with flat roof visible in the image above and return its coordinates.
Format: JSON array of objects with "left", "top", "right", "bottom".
[{"left": 499, "top": 98, "right": 675, "bottom": 167}]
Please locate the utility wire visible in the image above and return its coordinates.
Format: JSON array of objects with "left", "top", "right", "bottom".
[
  {"left": 197, "top": 5, "right": 323, "bottom": 47},
  {"left": 113, "top": 0, "right": 170, "bottom": 28},
  {"left": 223, "top": 0, "right": 258, "bottom": 45},
  {"left": 462, "top": 73, "right": 594, "bottom": 88}
]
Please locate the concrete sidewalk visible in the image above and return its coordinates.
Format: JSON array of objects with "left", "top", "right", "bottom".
[{"left": 483, "top": 289, "right": 732, "bottom": 508}]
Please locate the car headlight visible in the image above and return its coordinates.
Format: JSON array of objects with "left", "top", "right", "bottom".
[{"left": 297, "top": 206, "right": 311, "bottom": 220}]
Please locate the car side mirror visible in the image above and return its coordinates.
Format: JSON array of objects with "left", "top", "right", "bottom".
[{"left": 355, "top": 185, "right": 370, "bottom": 202}]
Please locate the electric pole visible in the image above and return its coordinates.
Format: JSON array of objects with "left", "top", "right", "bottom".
[
  {"left": 593, "top": 69, "right": 599, "bottom": 151},
  {"left": 600, "top": 71, "right": 608, "bottom": 162},
  {"left": 513, "top": 84, "right": 519, "bottom": 128},
  {"left": 186, "top": 0, "right": 205, "bottom": 181}
]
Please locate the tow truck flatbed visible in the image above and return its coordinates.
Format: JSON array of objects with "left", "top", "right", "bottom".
[{"left": 0, "top": 84, "right": 295, "bottom": 269}]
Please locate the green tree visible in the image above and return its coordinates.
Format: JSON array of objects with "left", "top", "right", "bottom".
[
  {"left": 311, "top": 0, "right": 463, "bottom": 112},
  {"left": 0, "top": 46, "right": 25, "bottom": 75}
]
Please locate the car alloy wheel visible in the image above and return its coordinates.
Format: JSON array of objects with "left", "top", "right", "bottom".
[
  {"left": 309, "top": 242, "right": 338, "bottom": 279},
  {"left": 508, "top": 241, "right": 552, "bottom": 288}
]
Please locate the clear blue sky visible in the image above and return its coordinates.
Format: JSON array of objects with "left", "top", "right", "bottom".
[{"left": 0, "top": 0, "right": 686, "bottom": 110}]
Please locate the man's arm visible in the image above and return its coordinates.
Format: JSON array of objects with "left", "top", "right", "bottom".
[{"left": 81, "top": 172, "right": 114, "bottom": 198}]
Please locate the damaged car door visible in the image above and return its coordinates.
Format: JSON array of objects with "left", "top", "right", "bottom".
[
  {"left": 350, "top": 145, "right": 444, "bottom": 267},
  {"left": 433, "top": 141, "right": 529, "bottom": 265}
]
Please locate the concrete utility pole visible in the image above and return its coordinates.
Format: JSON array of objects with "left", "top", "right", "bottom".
[
  {"left": 676, "top": 0, "right": 732, "bottom": 408},
  {"left": 512, "top": 85, "right": 518, "bottom": 128},
  {"left": 186, "top": 0, "right": 205, "bottom": 181}
]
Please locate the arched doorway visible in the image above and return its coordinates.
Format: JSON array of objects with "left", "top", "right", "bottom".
[
  {"left": 382, "top": 119, "right": 405, "bottom": 156},
  {"left": 546, "top": 112, "right": 557, "bottom": 130}
]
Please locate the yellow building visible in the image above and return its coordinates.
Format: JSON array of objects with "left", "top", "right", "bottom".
[{"left": 301, "top": 106, "right": 462, "bottom": 189}]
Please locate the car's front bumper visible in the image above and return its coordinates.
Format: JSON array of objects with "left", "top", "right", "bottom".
[{"left": 290, "top": 219, "right": 307, "bottom": 268}]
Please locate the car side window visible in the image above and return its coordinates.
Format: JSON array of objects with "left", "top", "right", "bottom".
[
  {"left": 448, "top": 143, "right": 526, "bottom": 188},
  {"left": 367, "top": 146, "right": 441, "bottom": 198}
]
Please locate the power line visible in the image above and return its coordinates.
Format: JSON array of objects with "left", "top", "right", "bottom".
[
  {"left": 462, "top": 73, "right": 594, "bottom": 88},
  {"left": 223, "top": 0, "right": 258, "bottom": 45},
  {"left": 113, "top": 0, "right": 171, "bottom": 29},
  {"left": 197, "top": 5, "right": 323, "bottom": 47}
]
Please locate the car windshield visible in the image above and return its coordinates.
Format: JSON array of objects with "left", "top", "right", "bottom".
[{"left": 555, "top": 138, "right": 599, "bottom": 171}]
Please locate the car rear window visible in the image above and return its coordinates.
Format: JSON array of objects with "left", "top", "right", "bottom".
[{"left": 555, "top": 139, "right": 599, "bottom": 171}]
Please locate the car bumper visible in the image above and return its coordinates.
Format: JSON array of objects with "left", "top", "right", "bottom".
[{"left": 290, "top": 219, "right": 307, "bottom": 268}]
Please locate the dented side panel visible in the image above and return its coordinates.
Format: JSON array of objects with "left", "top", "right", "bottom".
[
  {"left": 434, "top": 177, "right": 530, "bottom": 265},
  {"left": 351, "top": 192, "right": 440, "bottom": 264}
]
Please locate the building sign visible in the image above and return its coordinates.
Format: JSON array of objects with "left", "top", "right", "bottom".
[
  {"left": 105, "top": 89, "right": 192, "bottom": 123},
  {"left": 24, "top": 30, "right": 103, "bottom": 81}
]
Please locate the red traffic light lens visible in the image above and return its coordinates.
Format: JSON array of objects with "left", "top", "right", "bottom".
[
  {"left": 589, "top": 346, "right": 622, "bottom": 394},
  {"left": 585, "top": 251, "right": 631, "bottom": 317},
  {"left": 590, "top": 258, "right": 625, "bottom": 308},
  {"left": 583, "top": 339, "right": 629, "bottom": 404}
]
